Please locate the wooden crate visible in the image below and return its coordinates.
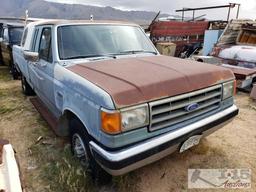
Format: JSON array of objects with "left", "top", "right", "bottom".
[
  {"left": 156, "top": 42, "right": 176, "bottom": 56},
  {"left": 237, "top": 28, "right": 256, "bottom": 45}
]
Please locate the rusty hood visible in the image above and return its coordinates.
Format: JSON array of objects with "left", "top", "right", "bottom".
[{"left": 67, "top": 55, "right": 234, "bottom": 108}]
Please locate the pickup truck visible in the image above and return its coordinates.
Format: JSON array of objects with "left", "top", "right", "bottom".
[
  {"left": 13, "top": 20, "right": 239, "bottom": 182},
  {"left": 0, "top": 22, "right": 24, "bottom": 79}
]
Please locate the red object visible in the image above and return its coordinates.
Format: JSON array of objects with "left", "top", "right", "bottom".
[
  {"left": 30, "top": 97, "right": 58, "bottom": 135},
  {"left": 150, "top": 21, "right": 209, "bottom": 56},
  {"left": 151, "top": 21, "right": 209, "bottom": 37}
]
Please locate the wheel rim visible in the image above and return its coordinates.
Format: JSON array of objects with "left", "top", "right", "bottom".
[{"left": 72, "top": 133, "right": 88, "bottom": 164}]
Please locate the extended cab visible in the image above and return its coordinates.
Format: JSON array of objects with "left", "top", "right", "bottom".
[{"left": 13, "top": 20, "right": 238, "bottom": 181}]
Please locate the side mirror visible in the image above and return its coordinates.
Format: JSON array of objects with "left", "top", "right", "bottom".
[{"left": 23, "top": 50, "right": 39, "bottom": 62}]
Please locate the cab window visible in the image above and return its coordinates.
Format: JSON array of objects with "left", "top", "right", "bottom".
[
  {"left": 38, "top": 27, "right": 52, "bottom": 62},
  {"left": 9, "top": 27, "right": 23, "bottom": 44}
]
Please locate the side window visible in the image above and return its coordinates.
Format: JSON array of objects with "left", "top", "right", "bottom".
[
  {"left": 38, "top": 27, "right": 52, "bottom": 62},
  {"left": 3, "top": 28, "right": 8, "bottom": 41},
  {"left": 21, "top": 28, "right": 28, "bottom": 47}
]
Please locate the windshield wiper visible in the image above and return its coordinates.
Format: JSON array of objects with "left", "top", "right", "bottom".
[
  {"left": 63, "top": 51, "right": 157, "bottom": 60},
  {"left": 119, "top": 50, "right": 157, "bottom": 55},
  {"left": 63, "top": 54, "right": 116, "bottom": 60}
]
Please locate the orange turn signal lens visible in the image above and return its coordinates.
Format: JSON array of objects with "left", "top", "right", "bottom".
[{"left": 101, "top": 110, "right": 121, "bottom": 134}]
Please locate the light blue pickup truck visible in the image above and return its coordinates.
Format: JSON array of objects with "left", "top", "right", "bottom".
[{"left": 13, "top": 20, "right": 238, "bottom": 182}]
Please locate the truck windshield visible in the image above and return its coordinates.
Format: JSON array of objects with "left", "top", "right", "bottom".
[
  {"left": 9, "top": 27, "right": 24, "bottom": 44},
  {"left": 57, "top": 25, "right": 157, "bottom": 60}
]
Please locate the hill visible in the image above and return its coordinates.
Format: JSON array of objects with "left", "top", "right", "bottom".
[{"left": 0, "top": 0, "right": 168, "bottom": 24}]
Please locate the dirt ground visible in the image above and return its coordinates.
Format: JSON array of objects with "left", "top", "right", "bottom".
[{"left": 0, "top": 66, "right": 255, "bottom": 192}]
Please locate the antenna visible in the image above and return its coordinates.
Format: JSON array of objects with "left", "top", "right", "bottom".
[{"left": 25, "top": 10, "right": 28, "bottom": 25}]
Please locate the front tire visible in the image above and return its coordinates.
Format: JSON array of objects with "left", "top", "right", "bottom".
[
  {"left": 21, "top": 74, "right": 35, "bottom": 96},
  {"left": 70, "top": 118, "right": 112, "bottom": 184}
]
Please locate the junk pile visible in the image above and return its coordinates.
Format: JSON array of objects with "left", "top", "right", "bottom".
[
  {"left": 192, "top": 19, "right": 256, "bottom": 98},
  {"left": 149, "top": 4, "right": 239, "bottom": 58},
  {"left": 211, "top": 20, "right": 256, "bottom": 93},
  {"left": 150, "top": 20, "right": 209, "bottom": 57}
]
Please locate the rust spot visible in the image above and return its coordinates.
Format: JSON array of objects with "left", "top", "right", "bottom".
[
  {"left": 68, "top": 55, "right": 234, "bottom": 108},
  {"left": 30, "top": 97, "right": 58, "bottom": 135},
  {"left": 223, "top": 65, "right": 256, "bottom": 77}
]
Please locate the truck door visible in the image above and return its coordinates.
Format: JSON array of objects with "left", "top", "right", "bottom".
[
  {"left": 1, "top": 28, "right": 11, "bottom": 66},
  {"left": 32, "top": 26, "right": 58, "bottom": 116}
]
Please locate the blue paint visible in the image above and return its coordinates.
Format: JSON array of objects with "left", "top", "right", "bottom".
[{"left": 203, "top": 30, "right": 223, "bottom": 56}]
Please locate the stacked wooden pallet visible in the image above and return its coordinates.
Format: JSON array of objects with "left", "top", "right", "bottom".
[
  {"left": 237, "top": 24, "right": 256, "bottom": 45},
  {"left": 217, "top": 19, "right": 256, "bottom": 45}
]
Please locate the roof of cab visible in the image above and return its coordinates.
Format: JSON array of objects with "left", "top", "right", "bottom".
[
  {"left": 27, "top": 19, "right": 138, "bottom": 27},
  {"left": 3, "top": 22, "right": 25, "bottom": 27}
]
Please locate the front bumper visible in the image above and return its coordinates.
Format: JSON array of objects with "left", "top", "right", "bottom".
[{"left": 89, "top": 105, "right": 239, "bottom": 176}]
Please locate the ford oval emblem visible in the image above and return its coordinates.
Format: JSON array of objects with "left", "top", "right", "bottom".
[{"left": 185, "top": 103, "right": 199, "bottom": 112}]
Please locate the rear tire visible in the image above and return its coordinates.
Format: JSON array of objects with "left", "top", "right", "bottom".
[
  {"left": 21, "top": 74, "right": 35, "bottom": 96},
  {"left": 69, "top": 118, "right": 112, "bottom": 184},
  {"left": 11, "top": 64, "right": 20, "bottom": 80}
]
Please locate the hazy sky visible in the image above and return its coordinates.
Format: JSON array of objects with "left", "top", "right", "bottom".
[{"left": 46, "top": 0, "right": 256, "bottom": 20}]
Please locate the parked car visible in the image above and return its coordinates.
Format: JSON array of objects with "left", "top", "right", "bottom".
[
  {"left": 0, "top": 22, "right": 24, "bottom": 79},
  {"left": 13, "top": 20, "right": 239, "bottom": 183}
]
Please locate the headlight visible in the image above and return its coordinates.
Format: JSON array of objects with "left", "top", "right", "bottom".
[
  {"left": 121, "top": 104, "right": 149, "bottom": 131},
  {"left": 101, "top": 104, "right": 149, "bottom": 134},
  {"left": 222, "top": 80, "right": 236, "bottom": 100}
]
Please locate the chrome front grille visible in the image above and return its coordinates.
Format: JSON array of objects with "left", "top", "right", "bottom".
[{"left": 149, "top": 85, "right": 222, "bottom": 131}]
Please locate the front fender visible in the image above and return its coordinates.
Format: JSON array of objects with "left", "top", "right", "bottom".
[
  {"left": 54, "top": 64, "right": 115, "bottom": 140},
  {"left": 61, "top": 97, "right": 101, "bottom": 140}
]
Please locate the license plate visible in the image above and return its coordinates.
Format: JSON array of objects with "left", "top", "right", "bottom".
[{"left": 180, "top": 135, "right": 202, "bottom": 153}]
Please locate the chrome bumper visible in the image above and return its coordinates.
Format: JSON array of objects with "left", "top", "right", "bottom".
[{"left": 89, "top": 105, "right": 238, "bottom": 176}]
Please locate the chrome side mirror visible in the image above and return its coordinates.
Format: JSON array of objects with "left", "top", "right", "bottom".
[{"left": 23, "top": 50, "right": 39, "bottom": 62}]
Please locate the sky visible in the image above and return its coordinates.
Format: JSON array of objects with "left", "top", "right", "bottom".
[{"left": 46, "top": 0, "right": 256, "bottom": 20}]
